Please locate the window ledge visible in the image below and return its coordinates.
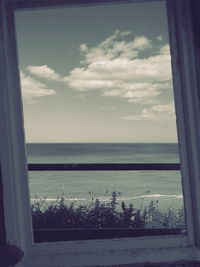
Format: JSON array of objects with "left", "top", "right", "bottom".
[{"left": 19, "top": 235, "right": 194, "bottom": 266}]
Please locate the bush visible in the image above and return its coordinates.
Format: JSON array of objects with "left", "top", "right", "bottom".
[{"left": 31, "top": 192, "right": 185, "bottom": 229}]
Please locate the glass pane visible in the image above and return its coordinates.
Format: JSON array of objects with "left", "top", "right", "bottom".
[{"left": 15, "top": 0, "right": 186, "bottom": 242}]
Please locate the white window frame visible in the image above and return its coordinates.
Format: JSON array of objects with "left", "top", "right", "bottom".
[{"left": 1, "top": 0, "right": 200, "bottom": 266}]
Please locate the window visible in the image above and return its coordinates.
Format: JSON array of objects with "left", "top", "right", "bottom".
[
  {"left": 15, "top": 0, "right": 188, "bottom": 244},
  {"left": 15, "top": 0, "right": 185, "bottom": 243},
  {"left": 0, "top": 0, "right": 200, "bottom": 266}
]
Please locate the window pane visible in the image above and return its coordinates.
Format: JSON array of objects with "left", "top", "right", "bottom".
[{"left": 15, "top": 0, "right": 185, "bottom": 242}]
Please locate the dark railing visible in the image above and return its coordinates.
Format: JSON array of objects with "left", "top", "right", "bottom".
[
  {"left": 29, "top": 163, "right": 182, "bottom": 242},
  {"left": 28, "top": 163, "right": 180, "bottom": 171}
]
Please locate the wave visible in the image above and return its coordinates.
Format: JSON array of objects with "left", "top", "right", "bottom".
[
  {"left": 31, "top": 194, "right": 183, "bottom": 203},
  {"left": 129, "top": 194, "right": 183, "bottom": 200},
  {"left": 31, "top": 197, "right": 88, "bottom": 202}
]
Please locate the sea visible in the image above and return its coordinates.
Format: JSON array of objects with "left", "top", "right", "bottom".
[{"left": 26, "top": 143, "right": 184, "bottom": 211}]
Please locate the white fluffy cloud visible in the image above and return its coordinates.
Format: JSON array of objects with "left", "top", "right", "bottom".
[
  {"left": 23, "top": 31, "right": 173, "bottom": 105},
  {"left": 26, "top": 65, "right": 62, "bottom": 81},
  {"left": 20, "top": 71, "right": 56, "bottom": 100},
  {"left": 66, "top": 31, "right": 172, "bottom": 104},
  {"left": 123, "top": 103, "right": 175, "bottom": 121},
  {"left": 79, "top": 30, "right": 151, "bottom": 64}
]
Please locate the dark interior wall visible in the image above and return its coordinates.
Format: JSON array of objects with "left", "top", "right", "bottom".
[
  {"left": 0, "top": 167, "right": 6, "bottom": 245},
  {"left": 190, "top": 0, "right": 200, "bottom": 47},
  {"left": 190, "top": 0, "right": 200, "bottom": 108},
  {"left": 0, "top": 168, "right": 8, "bottom": 267}
]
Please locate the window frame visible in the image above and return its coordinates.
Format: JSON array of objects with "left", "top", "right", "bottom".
[{"left": 0, "top": 0, "right": 200, "bottom": 266}]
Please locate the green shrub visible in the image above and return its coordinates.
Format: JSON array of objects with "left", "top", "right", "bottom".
[{"left": 31, "top": 192, "right": 185, "bottom": 229}]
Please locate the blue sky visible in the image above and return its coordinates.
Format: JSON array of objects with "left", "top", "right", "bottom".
[{"left": 15, "top": 1, "right": 178, "bottom": 143}]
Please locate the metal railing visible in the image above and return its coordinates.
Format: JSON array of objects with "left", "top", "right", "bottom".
[{"left": 28, "top": 163, "right": 180, "bottom": 171}]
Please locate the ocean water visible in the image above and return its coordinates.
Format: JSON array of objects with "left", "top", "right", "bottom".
[{"left": 27, "top": 143, "right": 183, "bottom": 210}]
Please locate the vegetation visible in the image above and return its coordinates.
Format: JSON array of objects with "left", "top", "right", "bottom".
[{"left": 31, "top": 192, "right": 185, "bottom": 229}]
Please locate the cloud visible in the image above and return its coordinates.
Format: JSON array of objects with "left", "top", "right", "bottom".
[
  {"left": 66, "top": 31, "right": 172, "bottom": 104},
  {"left": 157, "top": 35, "right": 163, "bottom": 41},
  {"left": 123, "top": 103, "right": 175, "bottom": 121},
  {"left": 159, "top": 44, "right": 170, "bottom": 55},
  {"left": 26, "top": 65, "right": 62, "bottom": 81},
  {"left": 20, "top": 71, "right": 56, "bottom": 100},
  {"left": 79, "top": 30, "right": 151, "bottom": 64},
  {"left": 23, "top": 31, "right": 173, "bottom": 104}
]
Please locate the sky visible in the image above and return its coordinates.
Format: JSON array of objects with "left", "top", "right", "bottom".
[{"left": 15, "top": 1, "right": 178, "bottom": 143}]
